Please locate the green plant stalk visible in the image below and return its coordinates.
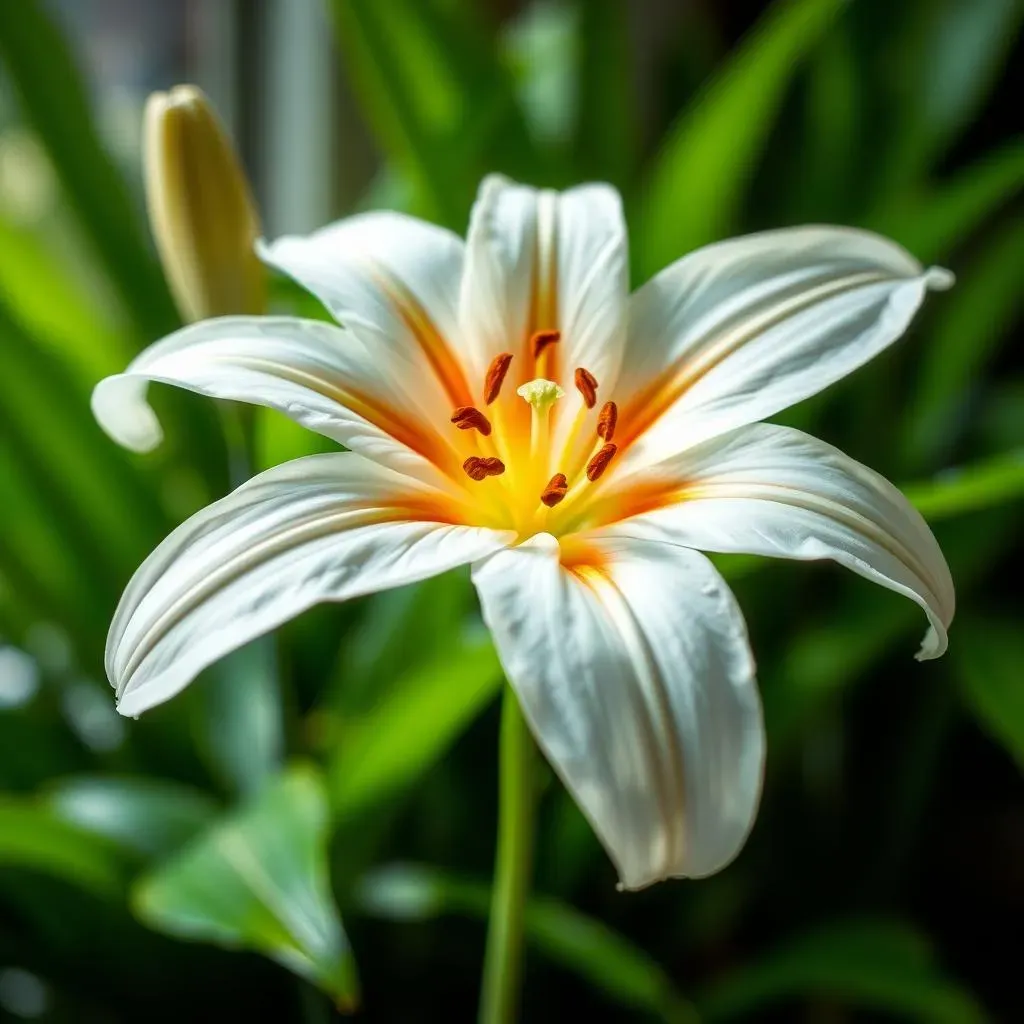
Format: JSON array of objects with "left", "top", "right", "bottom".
[{"left": 479, "top": 685, "right": 536, "bottom": 1024}]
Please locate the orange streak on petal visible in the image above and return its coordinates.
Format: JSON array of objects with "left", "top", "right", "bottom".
[
  {"left": 372, "top": 270, "right": 474, "bottom": 409},
  {"left": 231, "top": 355, "right": 461, "bottom": 477},
  {"left": 617, "top": 270, "right": 888, "bottom": 451}
]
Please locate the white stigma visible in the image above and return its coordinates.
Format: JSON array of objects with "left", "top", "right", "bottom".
[{"left": 516, "top": 378, "right": 564, "bottom": 411}]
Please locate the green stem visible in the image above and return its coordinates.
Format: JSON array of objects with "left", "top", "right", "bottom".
[{"left": 479, "top": 684, "right": 536, "bottom": 1024}]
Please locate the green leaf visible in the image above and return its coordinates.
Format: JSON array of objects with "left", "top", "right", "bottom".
[
  {"left": 0, "top": 797, "right": 126, "bottom": 898},
  {"left": 954, "top": 618, "right": 1024, "bottom": 770},
  {"left": 194, "top": 638, "right": 284, "bottom": 799},
  {"left": 870, "top": 142, "right": 1024, "bottom": 264},
  {"left": 329, "top": 571, "right": 474, "bottom": 713},
  {"left": 575, "top": 0, "right": 633, "bottom": 188},
  {"left": 46, "top": 776, "right": 219, "bottom": 860},
  {"left": 899, "top": 218, "right": 1024, "bottom": 469},
  {"left": 0, "top": 299, "right": 166, "bottom": 600},
  {"left": 697, "top": 918, "right": 986, "bottom": 1022},
  {"left": 903, "top": 450, "right": 1024, "bottom": 522},
  {"left": 881, "top": 0, "right": 1024, "bottom": 190},
  {"left": 328, "top": 636, "right": 502, "bottom": 823},
  {"left": 0, "top": 213, "right": 128, "bottom": 382},
  {"left": 634, "top": 0, "right": 843, "bottom": 278},
  {"left": 328, "top": 0, "right": 541, "bottom": 229},
  {"left": 356, "top": 863, "right": 696, "bottom": 1022},
  {"left": 0, "top": 0, "right": 177, "bottom": 340},
  {"left": 134, "top": 766, "right": 358, "bottom": 1008}
]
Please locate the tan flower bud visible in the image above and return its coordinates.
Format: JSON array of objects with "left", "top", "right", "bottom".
[{"left": 144, "top": 85, "right": 264, "bottom": 321}]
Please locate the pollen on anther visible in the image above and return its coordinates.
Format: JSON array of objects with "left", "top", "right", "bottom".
[
  {"left": 483, "top": 353, "right": 513, "bottom": 405},
  {"left": 540, "top": 473, "right": 568, "bottom": 508},
  {"left": 463, "top": 455, "right": 506, "bottom": 481},
  {"left": 586, "top": 443, "right": 617, "bottom": 482},
  {"left": 450, "top": 405, "right": 492, "bottom": 436},
  {"left": 531, "top": 329, "right": 561, "bottom": 360},
  {"left": 597, "top": 401, "right": 618, "bottom": 441},
  {"left": 574, "top": 367, "right": 598, "bottom": 409}
]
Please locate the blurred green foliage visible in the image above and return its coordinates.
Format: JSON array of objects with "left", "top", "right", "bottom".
[{"left": 0, "top": 0, "right": 1022, "bottom": 1020}]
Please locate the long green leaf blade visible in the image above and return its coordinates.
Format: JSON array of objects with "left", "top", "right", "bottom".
[
  {"left": 328, "top": 0, "right": 540, "bottom": 228},
  {"left": 0, "top": 0, "right": 177, "bottom": 339},
  {"left": 696, "top": 918, "right": 986, "bottom": 1022},
  {"left": 634, "top": 0, "right": 843, "bottom": 278}
]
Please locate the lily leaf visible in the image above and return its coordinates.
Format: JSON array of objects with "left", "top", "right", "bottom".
[
  {"left": 869, "top": 142, "right": 1024, "bottom": 265},
  {"left": 696, "top": 918, "right": 986, "bottom": 1021},
  {"left": 0, "top": 797, "right": 126, "bottom": 898},
  {"left": 0, "top": 213, "right": 127, "bottom": 382},
  {"left": 328, "top": 635, "right": 502, "bottom": 823},
  {"left": 954, "top": 618, "right": 1024, "bottom": 770},
  {"left": 356, "top": 863, "right": 696, "bottom": 1023},
  {"left": 46, "top": 776, "right": 219, "bottom": 860},
  {"left": 634, "top": 0, "right": 843, "bottom": 278},
  {"left": 194, "top": 638, "right": 284, "bottom": 799},
  {"left": 881, "top": 0, "right": 1024, "bottom": 191},
  {"left": 0, "top": 0, "right": 177, "bottom": 340},
  {"left": 575, "top": 0, "right": 633, "bottom": 189},
  {"left": 902, "top": 450, "right": 1024, "bottom": 522},
  {"left": 328, "top": 0, "right": 540, "bottom": 230},
  {"left": 134, "top": 766, "right": 358, "bottom": 1008},
  {"left": 899, "top": 218, "right": 1024, "bottom": 470}
]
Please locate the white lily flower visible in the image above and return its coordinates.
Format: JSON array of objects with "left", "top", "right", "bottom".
[{"left": 92, "top": 175, "right": 954, "bottom": 890}]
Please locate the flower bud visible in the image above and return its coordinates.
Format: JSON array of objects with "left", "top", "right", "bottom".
[{"left": 144, "top": 85, "right": 264, "bottom": 321}]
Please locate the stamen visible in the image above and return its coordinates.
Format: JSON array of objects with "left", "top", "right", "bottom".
[
  {"left": 463, "top": 456, "right": 506, "bottom": 481},
  {"left": 586, "top": 443, "right": 617, "bottom": 482},
  {"left": 574, "top": 367, "right": 598, "bottom": 409},
  {"left": 540, "top": 473, "right": 568, "bottom": 508},
  {"left": 450, "top": 405, "right": 492, "bottom": 436},
  {"left": 483, "top": 352, "right": 514, "bottom": 405},
  {"left": 596, "top": 401, "right": 618, "bottom": 441},
  {"left": 531, "top": 329, "right": 561, "bottom": 360}
]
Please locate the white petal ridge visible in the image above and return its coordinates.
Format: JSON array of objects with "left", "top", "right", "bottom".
[
  {"left": 91, "top": 316, "right": 462, "bottom": 487},
  {"left": 618, "top": 225, "right": 953, "bottom": 467},
  {"left": 110, "top": 453, "right": 513, "bottom": 717},
  {"left": 609, "top": 423, "right": 954, "bottom": 659},
  {"left": 473, "top": 533, "right": 764, "bottom": 888}
]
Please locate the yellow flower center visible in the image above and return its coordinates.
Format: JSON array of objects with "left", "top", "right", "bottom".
[{"left": 447, "top": 332, "right": 620, "bottom": 537}]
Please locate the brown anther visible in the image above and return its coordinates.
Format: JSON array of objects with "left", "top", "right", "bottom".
[
  {"left": 596, "top": 401, "right": 618, "bottom": 441},
  {"left": 586, "top": 443, "right": 618, "bottom": 482},
  {"left": 540, "top": 473, "right": 569, "bottom": 508},
  {"left": 483, "top": 352, "right": 513, "bottom": 405},
  {"left": 531, "top": 329, "right": 561, "bottom": 360},
  {"left": 450, "top": 405, "right": 492, "bottom": 436},
  {"left": 463, "top": 456, "right": 506, "bottom": 481},
  {"left": 574, "top": 367, "right": 598, "bottom": 409}
]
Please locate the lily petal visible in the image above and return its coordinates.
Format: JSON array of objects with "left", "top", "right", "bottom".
[
  {"left": 617, "top": 226, "right": 952, "bottom": 464},
  {"left": 92, "top": 316, "right": 463, "bottom": 486},
  {"left": 110, "top": 453, "right": 514, "bottom": 717},
  {"left": 606, "top": 423, "right": 954, "bottom": 659},
  {"left": 460, "top": 175, "right": 628, "bottom": 396},
  {"left": 473, "top": 533, "right": 763, "bottom": 888},
  {"left": 259, "top": 212, "right": 472, "bottom": 407}
]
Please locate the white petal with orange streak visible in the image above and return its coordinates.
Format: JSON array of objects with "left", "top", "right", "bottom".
[
  {"left": 91, "top": 316, "right": 463, "bottom": 488},
  {"left": 259, "top": 211, "right": 473, "bottom": 409},
  {"left": 473, "top": 533, "right": 763, "bottom": 888},
  {"left": 608, "top": 423, "right": 954, "bottom": 659},
  {"left": 459, "top": 176, "right": 629, "bottom": 396},
  {"left": 618, "top": 226, "right": 952, "bottom": 466},
  {"left": 110, "top": 453, "right": 514, "bottom": 717}
]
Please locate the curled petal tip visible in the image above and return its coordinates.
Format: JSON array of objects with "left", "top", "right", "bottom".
[
  {"left": 91, "top": 376, "right": 164, "bottom": 453},
  {"left": 925, "top": 266, "right": 955, "bottom": 291}
]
